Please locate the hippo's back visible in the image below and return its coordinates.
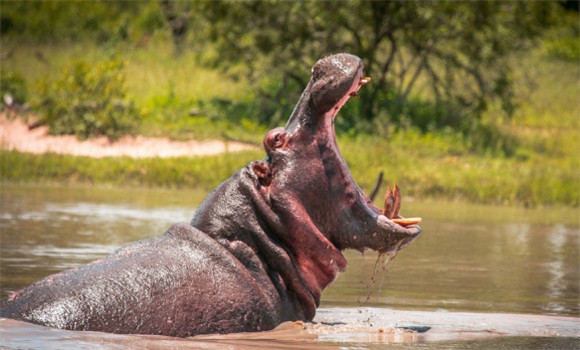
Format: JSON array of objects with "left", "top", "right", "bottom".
[{"left": 0, "top": 223, "right": 284, "bottom": 337}]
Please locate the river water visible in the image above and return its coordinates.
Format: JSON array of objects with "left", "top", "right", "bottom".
[{"left": 1, "top": 183, "right": 579, "bottom": 348}]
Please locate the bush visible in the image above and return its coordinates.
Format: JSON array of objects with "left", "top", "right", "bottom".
[
  {"left": 545, "top": 36, "right": 580, "bottom": 61},
  {"left": 34, "top": 59, "right": 140, "bottom": 140},
  {"left": 0, "top": 70, "right": 27, "bottom": 113}
]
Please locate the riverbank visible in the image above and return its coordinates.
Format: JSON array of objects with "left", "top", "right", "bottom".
[{"left": 2, "top": 114, "right": 579, "bottom": 207}]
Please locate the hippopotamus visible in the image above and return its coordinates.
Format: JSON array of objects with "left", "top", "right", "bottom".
[{"left": 0, "top": 53, "right": 421, "bottom": 337}]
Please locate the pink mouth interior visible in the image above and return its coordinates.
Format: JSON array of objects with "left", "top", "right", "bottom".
[{"left": 323, "top": 70, "right": 421, "bottom": 229}]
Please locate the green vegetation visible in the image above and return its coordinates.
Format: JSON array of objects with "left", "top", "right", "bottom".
[
  {"left": 0, "top": 1, "right": 578, "bottom": 207},
  {"left": 2, "top": 126, "right": 578, "bottom": 207},
  {"left": 0, "top": 70, "right": 27, "bottom": 109},
  {"left": 200, "top": 1, "right": 558, "bottom": 136},
  {"left": 34, "top": 59, "right": 139, "bottom": 140},
  {"left": 0, "top": 150, "right": 261, "bottom": 191}
]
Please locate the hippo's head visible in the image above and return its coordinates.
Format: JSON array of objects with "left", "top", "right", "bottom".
[{"left": 250, "top": 53, "right": 421, "bottom": 313}]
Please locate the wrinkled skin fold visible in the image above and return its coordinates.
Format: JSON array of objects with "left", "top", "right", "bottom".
[{"left": 0, "top": 53, "right": 421, "bottom": 337}]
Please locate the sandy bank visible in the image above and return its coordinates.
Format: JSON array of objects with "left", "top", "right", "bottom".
[{"left": 0, "top": 115, "right": 256, "bottom": 158}]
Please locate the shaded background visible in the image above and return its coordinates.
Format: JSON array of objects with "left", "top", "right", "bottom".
[{"left": 1, "top": 0, "right": 578, "bottom": 208}]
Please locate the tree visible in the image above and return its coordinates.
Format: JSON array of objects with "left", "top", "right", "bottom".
[
  {"left": 0, "top": 1, "right": 144, "bottom": 43},
  {"left": 196, "top": 1, "right": 557, "bottom": 134},
  {"left": 159, "top": 0, "right": 192, "bottom": 55}
]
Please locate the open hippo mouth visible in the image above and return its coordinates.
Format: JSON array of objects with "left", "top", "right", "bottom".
[
  {"left": 253, "top": 53, "right": 422, "bottom": 315},
  {"left": 277, "top": 53, "right": 422, "bottom": 254}
]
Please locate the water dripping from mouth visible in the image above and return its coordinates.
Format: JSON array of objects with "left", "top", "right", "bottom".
[{"left": 358, "top": 250, "right": 400, "bottom": 307}]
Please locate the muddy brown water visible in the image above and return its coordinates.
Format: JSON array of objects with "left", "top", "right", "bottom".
[{"left": 1, "top": 184, "right": 579, "bottom": 349}]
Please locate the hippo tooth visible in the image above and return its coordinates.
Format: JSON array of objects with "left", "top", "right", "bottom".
[
  {"left": 392, "top": 183, "right": 401, "bottom": 218},
  {"left": 382, "top": 186, "right": 395, "bottom": 219},
  {"left": 360, "top": 76, "right": 371, "bottom": 85}
]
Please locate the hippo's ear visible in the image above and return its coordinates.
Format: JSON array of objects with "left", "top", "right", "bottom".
[{"left": 252, "top": 161, "right": 272, "bottom": 187}]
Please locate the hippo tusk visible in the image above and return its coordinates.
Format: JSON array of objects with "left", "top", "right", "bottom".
[
  {"left": 392, "top": 217, "right": 423, "bottom": 227},
  {"left": 350, "top": 76, "right": 371, "bottom": 97}
]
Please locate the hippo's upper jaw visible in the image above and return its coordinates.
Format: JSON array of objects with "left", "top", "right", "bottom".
[{"left": 285, "top": 53, "right": 368, "bottom": 133}]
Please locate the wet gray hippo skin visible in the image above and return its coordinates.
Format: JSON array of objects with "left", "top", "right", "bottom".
[{"left": 0, "top": 53, "right": 421, "bottom": 337}]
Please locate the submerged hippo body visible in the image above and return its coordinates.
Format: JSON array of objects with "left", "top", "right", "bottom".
[{"left": 0, "top": 53, "right": 421, "bottom": 337}]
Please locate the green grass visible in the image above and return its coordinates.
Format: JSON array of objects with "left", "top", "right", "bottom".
[
  {"left": 0, "top": 150, "right": 263, "bottom": 191},
  {"left": 341, "top": 132, "right": 579, "bottom": 207},
  {"left": 1, "top": 39, "right": 578, "bottom": 207}
]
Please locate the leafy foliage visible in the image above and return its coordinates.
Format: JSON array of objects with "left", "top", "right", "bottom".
[
  {"left": 0, "top": 70, "right": 27, "bottom": 113},
  {"left": 1, "top": 0, "right": 577, "bottom": 157},
  {"left": 543, "top": 10, "right": 580, "bottom": 61},
  {"left": 0, "top": 0, "right": 164, "bottom": 44},
  {"left": 34, "top": 59, "right": 140, "bottom": 140},
  {"left": 198, "top": 1, "right": 559, "bottom": 138}
]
